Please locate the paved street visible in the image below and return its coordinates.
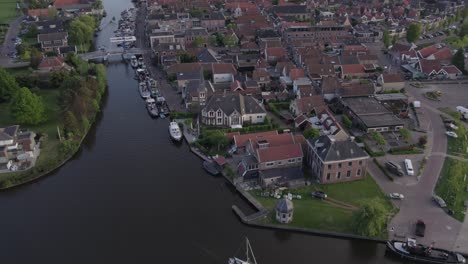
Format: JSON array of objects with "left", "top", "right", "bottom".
[{"left": 0, "top": 15, "right": 24, "bottom": 62}]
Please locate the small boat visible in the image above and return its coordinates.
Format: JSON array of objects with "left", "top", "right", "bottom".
[
  {"left": 203, "top": 160, "right": 220, "bottom": 175},
  {"left": 146, "top": 98, "right": 159, "bottom": 117},
  {"left": 228, "top": 238, "right": 258, "bottom": 264},
  {"left": 139, "top": 82, "right": 151, "bottom": 99},
  {"left": 386, "top": 238, "right": 466, "bottom": 264},
  {"left": 148, "top": 79, "right": 159, "bottom": 97},
  {"left": 169, "top": 121, "right": 182, "bottom": 141},
  {"left": 130, "top": 56, "right": 138, "bottom": 68}
]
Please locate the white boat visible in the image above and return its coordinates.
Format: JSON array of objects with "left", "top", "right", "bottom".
[
  {"left": 139, "top": 82, "right": 151, "bottom": 99},
  {"left": 130, "top": 55, "right": 138, "bottom": 68},
  {"left": 169, "top": 121, "right": 182, "bottom": 141},
  {"left": 228, "top": 238, "right": 258, "bottom": 264},
  {"left": 146, "top": 98, "right": 158, "bottom": 117}
]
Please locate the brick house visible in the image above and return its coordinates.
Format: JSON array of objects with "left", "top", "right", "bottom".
[{"left": 306, "top": 135, "right": 369, "bottom": 184}]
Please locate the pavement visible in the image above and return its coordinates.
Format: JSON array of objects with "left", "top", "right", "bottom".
[{"left": 0, "top": 15, "right": 24, "bottom": 66}]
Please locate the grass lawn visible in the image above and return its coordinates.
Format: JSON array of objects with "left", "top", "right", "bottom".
[
  {"left": 0, "top": 0, "right": 20, "bottom": 23},
  {"left": 438, "top": 107, "right": 468, "bottom": 159},
  {"left": 251, "top": 173, "right": 393, "bottom": 237},
  {"left": 5, "top": 66, "right": 33, "bottom": 76},
  {"left": 435, "top": 158, "right": 468, "bottom": 221},
  {"left": 0, "top": 89, "right": 62, "bottom": 183}
]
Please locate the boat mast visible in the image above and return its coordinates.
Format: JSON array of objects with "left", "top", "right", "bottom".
[{"left": 246, "top": 237, "right": 258, "bottom": 264}]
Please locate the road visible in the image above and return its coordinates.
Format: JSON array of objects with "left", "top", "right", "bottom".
[{"left": 0, "top": 15, "right": 24, "bottom": 65}]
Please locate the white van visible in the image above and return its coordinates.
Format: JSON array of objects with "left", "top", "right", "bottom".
[{"left": 404, "top": 159, "right": 414, "bottom": 176}]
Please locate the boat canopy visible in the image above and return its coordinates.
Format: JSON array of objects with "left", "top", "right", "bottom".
[{"left": 146, "top": 98, "right": 156, "bottom": 103}]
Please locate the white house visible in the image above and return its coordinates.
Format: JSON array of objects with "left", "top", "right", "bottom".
[{"left": 201, "top": 93, "right": 266, "bottom": 127}]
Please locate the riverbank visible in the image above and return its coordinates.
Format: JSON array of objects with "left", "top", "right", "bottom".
[{"left": 0, "top": 62, "right": 108, "bottom": 189}]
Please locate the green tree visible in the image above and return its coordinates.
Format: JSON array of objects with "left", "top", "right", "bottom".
[
  {"left": 64, "top": 111, "right": 81, "bottom": 138},
  {"left": 178, "top": 52, "right": 197, "bottom": 63},
  {"left": 11, "top": 87, "right": 47, "bottom": 125},
  {"left": 463, "top": 7, "right": 468, "bottom": 21},
  {"left": 30, "top": 47, "right": 43, "bottom": 69},
  {"left": 222, "top": 34, "right": 238, "bottom": 47},
  {"left": 371, "top": 131, "right": 387, "bottom": 146},
  {"left": 342, "top": 115, "right": 352, "bottom": 128},
  {"left": 0, "top": 67, "right": 21, "bottom": 102},
  {"left": 406, "top": 23, "right": 422, "bottom": 43},
  {"left": 68, "top": 15, "right": 96, "bottom": 52},
  {"left": 452, "top": 48, "right": 466, "bottom": 73},
  {"left": 193, "top": 36, "right": 205, "bottom": 48},
  {"left": 303, "top": 128, "right": 320, "bottom": 140},
  {"left": 399, "top": 128, "right": 411, "bottom": 141},
  {"left": 352, "top": 198, "right": 389, "bottom": 237},
  {"left": 459, "top": 22, "right": 468, "bottom": 38},
  {"left": 383, "top": 30, "right": 391, "bottom": 48}
]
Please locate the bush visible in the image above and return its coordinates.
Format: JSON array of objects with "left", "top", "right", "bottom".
[
  {"left": 342, "top": 114, "right": 352, "bottom": 128},
  {"left": 373, "top": 158, "right": 393, "bottom": 181}
]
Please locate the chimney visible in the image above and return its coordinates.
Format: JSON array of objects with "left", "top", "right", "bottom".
[{"left": 350, "top": 136, "right": 355, "bottom": 142}]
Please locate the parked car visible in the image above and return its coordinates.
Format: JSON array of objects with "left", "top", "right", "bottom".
[
  {"left": 445, "top": 131, "right": 458, "bottom": 138},
  {"left": 446, "top": 123, "right": 459, "bottom": 130},
  {"left": 404, "top": 159, "right": 414, "bottom": 176},
  {"left": 432, "top": 195, "right": 447, "bottom": 208},
  {"left": 311, "top": 191, "right": 327, "bottom": 200},
  {"left": 415, "top": 220, "right": 426, "bottom": 237},
  {"left": 389, "top": 193, "right": 404, "bottom": 199},
  {"left": 385, "top": 161, "right": 404, "bottom": 176}
]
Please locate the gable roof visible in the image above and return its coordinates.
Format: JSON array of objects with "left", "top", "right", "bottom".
[
  {"left": 0, "top": 125, "right": 19, "bottom": 141},
  {"left": 233, "top": 131, "right": 279, "bottom": 148},
  {"left": 341, "top": 64, "right": 365, "bottom": 75},
  {"left": 418, "top": 44, "right": 438, "bottom": 58},
  {"left": 382, "top": 74, "right": 404, "bottom": 83},
  {"left": 308, "top": 135, "right": 369, "bottom": 162},
  {"left": 38, "top": 56, "right": 65, "bottom": 69},
  {"left": 295, "top": 95, "right": 326, "bottom": 114},
  {"left": 203, "top": 93, "right": 266, "bottom": 116},
  {"left": 37, "top": 32, "right": 68, "bottom": 42},
  {"left": 339, "top": 83, "right": 374, "bottom": 97},
  {"left": 431, "top": 48, "right": 453, "bottom": 61},
  {"left": 211, "top": 63, "right": 237, "bottom": 75}
]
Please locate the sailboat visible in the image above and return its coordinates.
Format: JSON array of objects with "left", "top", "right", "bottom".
[{"left": 228, "top": 238, "right": 258, "bottom": 264}]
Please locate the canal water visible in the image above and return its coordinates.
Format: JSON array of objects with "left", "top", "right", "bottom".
[{"left": 0, "top": 1, "right": 403, "bottom": 263}]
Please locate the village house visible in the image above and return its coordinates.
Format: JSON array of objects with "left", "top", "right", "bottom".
[
  {"left": 201, "top": 93, "right": 266, "bottom": 127},
  {"left": 290, "top": 95, "right": 326, "bottom": 117},
  {"left": 37, "top": 32, "right": 68, "bottom": 52},
  {"left": 35, "top": 20, "right": 65, "bottom": 34},
  {"left": 37, "top": 56, "right": 71, "bottom": 72},
  {"left": 235, "top": 132, "right": 305, "bottom": 187},
  {"left": 0, "top": 125, "right": 37, "bottom": 169},
  {"left": 211, "top": 63, "right": 237, "bottom": 84},
  {"left": 295, "top": 109, "right": 349, "bottom": 141},
  {"left": 306, "top": 135, "right": 369, "bottom": 184},
  {"left": 377, "top": 74, "right": 405, "bottom": 91}
]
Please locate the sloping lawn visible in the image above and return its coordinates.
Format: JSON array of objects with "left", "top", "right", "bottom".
[
  {"left": 251, "top": 173, "right": 393, "bottom": 237},
  {"left": 0, "top": 0, "right": 20, "bottom": 23},
  {"left": 435, "top": 158, "right": 468, "bottom": 222}
]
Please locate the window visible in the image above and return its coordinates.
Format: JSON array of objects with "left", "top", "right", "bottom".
[
  {"left": 359, "top": 160, "right": 363, "bottom": 165},
  {"left": 217, "top": 111, "right": 222, "bottom": 117},
  {"left": 277, "top": 161, "right": 282, "bottom": 165},
  {"left": 326, "top": 173, "right": 331, "bottom": 181},
  {"left": 348, "top": 161, "right": 352, "bottom": 167},
  {"left": 257, "top": 115, "right": 263, "bottom": 119},
  {"left": 288, "top": 159, "right": 295, "bottom": 163},
  {"left": 266, "top": 162, "right": 274, "bottom": 167},
  {"left": 338, "top": 163, "right": 342, "bottom": 169},
  {"left": 357, "top": 169, "right": 361, "bottom": 176},
  {"left": 297, "top": 158, "right": 302, "bottom": 162},
  {"left": 346, "top": 170, "right": 351, "bottom": 177},
  {"left": 209, "top": 111, "right": 214, "bottom": 117},
  {"left": 337, "top": 172, "right": 341, "bottom": 179},
  {"left": 217, "top": 118, "right": 222, "bottom": 123},
  {"left": 328, "top": 164, "right": 332, "bottom": 169}
]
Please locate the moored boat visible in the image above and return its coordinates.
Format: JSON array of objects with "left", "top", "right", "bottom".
[
  {"left": 139, "top": 82, "right": 151, "bottom": 99},
  {"left": 130, "top": 55, "right": 138, "bottom": 68},
  {"left": 228, "top": 237, "right": 258, "bottom": 264},
  {"left": 203, "top": 160, "right": 220, "bottom": 175},
  {"left": 146, "top": 98, "right": 158, "bottom": 117},
  {"left": 137, "top": 57, "right": 144, "bottom": 67},
  {"left": 168, "top": 121, "right": 182, "bottom": 141},
  {"left": 386, "top": 239, "right": 466, "bottom": 264}
]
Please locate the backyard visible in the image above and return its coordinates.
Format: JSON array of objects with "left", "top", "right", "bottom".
[
  {"left": 435, "top": 158, "right": 468, "bottom": 222},
  {"left": 252, "top": 174, "right": 394, "bottom": 238},
  {"left": 0, "top": 0, "right": 20, "bottom": 23}
]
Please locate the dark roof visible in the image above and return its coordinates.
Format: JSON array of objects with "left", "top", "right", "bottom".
[
  {"left": 35, "top": 20, "right": 64, "bottom": 33},
  {"left": 37, "top": 32, "right": 68, "bottom": 42},
  {"left": 2, "top": 125, "right": 19, "bottom": 137},
  {"left": 276, "top": 198, "right": 294, "bottom": 213},
  {"left": 263, "top": 167, "right": 304, "bottom": 182},
  {"left": 308, "top": 136, "right": 369, "bottom": 162},
  {"left": 58, "top": 45, "right": 77, "bottom": 54},
  {"left": 359, "top": 113, "right": 404, "bottom": 128},
  {"left": 203, "top": 93, "right": 266, "bottom": 116},
  {"left": 271, "top": 5, "right": 308, "bottom": 14},
  {"left": 177, "top": 70, "right": 201, "bottom": 81},
  {"left": 256, "top": 29, "right": 280, "bottom": 39},
  {"left": 197, "top": 49, "right": 218, "bottom": 63}
]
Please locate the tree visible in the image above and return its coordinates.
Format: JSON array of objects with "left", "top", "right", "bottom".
[
  {"left": 352, "top": 198, "right": 389, "bottom": 237},
  {"left": 222, "top": 34, "right": 238, "bottom": 47},
  {"left": 30, "top": 47, "right": 43, "bottom": 69},
  {"left": 178, "top": 52, "right": 197, "bottom": 63},
  {"left": 0, "top": 67, "right": 21, "bottom": 102},
  {"left": 383, "top": 30, "right": 391, "bottom": 48},
  {"left": 406, "top": 23, "right": 422, "bottom": 43},
  {"left": 418, "top": 135, "right": 427, "bottom": 146},
  {"left": 303, "top": 128, "right": 320, "bottom": 140},
  {"left": 193, "top": 36, "right": 204, "bottom": 48},
  {"left": 463, "top": 7, "right": 468, "bottom": 21},
  {"left": 371, "top": 131, "right": 387, "bottom": 146},
  {"left": 68, "top": 15, "right": 96, "bottom": 51},
  {"left": 452, "top": 48, "right": 466, "bottom": 73},
  {"left": 342, "top": 114, "right": 352, "bottom": 128},
  {"left": 399, "top": 128, "right": 411, "bottom": 141},
  {"left": 64, "top": 111, "right": 81, "bottom": 138},
  {"left": 391, "top": 35, "right": 398, "bottom": 45},
  {"left": 11, "top": 87, "right": 47, "bottom": 125},
  {"left": 459, "top": 22, "right": 468, "bottom": 38}
]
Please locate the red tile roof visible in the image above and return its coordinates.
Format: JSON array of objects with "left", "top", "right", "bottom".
[
  {"left": 432, "top": 48, "right": 453, "bottom": 61},
  {"left": 233, "top": 131, "right": 278, "bottom": 148},
  {"left": 38, "top": 56, "right": 64, "bottom": 69},
  {"left": 296, "top": 95, "right": 326, "bottom": 114},
  {"left": 211, "top": 63, "right": 237, "bottom": 75},
  {"left": 442, "top": 65, "right": 462, "bottom": 74},
  {"left": 418, "top": 45, "right": 438, "bottom": 58},
  {"left": 257, "top": 143, "right": 303, "bottom": 163},
  {"left": 341, "top": 64, "right": 365, "bottom": 74},
  {"left": 289, "top": 68, "right": 305, "bottom": 81},
  {"left": 28, "top": 8, "right": 53, "bottom": 17},
  {"left": 265, "top": 47, "right": 286, "bottom": 59},
  {"left": 382, "top": 74, "right": 404, "bottom": 83},
  {"left": 54, "top": 0, "right": 81, "bottom": 8}
]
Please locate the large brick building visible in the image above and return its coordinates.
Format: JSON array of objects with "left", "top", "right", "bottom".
[{"left": 306, "top": 135, "right": 369, "bottom": 184}]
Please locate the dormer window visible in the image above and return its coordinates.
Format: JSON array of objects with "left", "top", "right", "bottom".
[
  {"left": 209, "top": 111, "right": 214, "bottom": 117},
  {"left": 217, "top": 111, "right": 222, "bottom": 117}
]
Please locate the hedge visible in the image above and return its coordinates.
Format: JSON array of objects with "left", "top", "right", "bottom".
[{"left": 373, "top": 158, "right": 393, "bottom": 181}]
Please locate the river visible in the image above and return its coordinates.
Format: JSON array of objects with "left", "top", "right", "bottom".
[{"left": 0, "top": 1, "right": 404, "bottom": 263}]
